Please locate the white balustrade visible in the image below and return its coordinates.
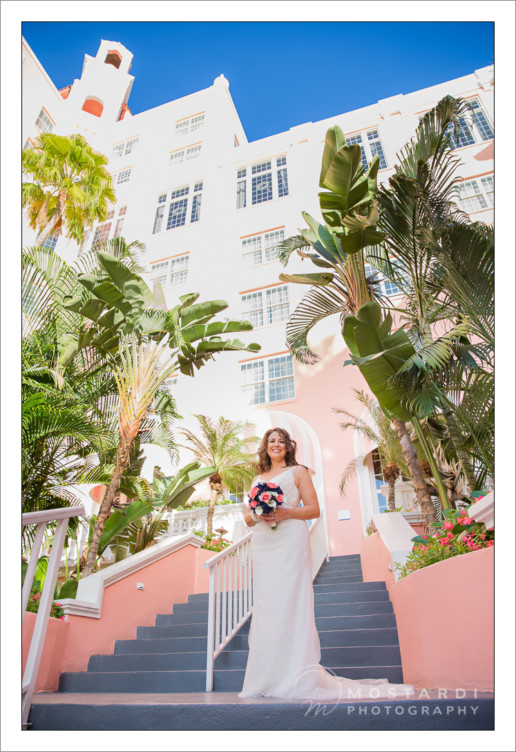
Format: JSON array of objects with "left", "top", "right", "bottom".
[
  {"left": 22, "top": 505, "right": 85, "bottom": 727},
  {"left": 203, "top": 510, "right": 329, "bottom": 691},
  {"left": 163, "top": 502, "right": 247, "bottom": 540}
]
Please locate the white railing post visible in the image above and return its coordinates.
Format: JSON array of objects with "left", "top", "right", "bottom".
[
  {"left": 205, "top": 565, "right": 216, "bottom": 691},
  {"left": 22, "top": 505, "right": 85, "bottom": 727},
  {"left": 22, "top": 523, "right": 46, "bottom": 616}
]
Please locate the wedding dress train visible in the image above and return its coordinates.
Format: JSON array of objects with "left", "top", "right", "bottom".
[{"left": 238, "top": 467, "right": 415, "bottom": 701}]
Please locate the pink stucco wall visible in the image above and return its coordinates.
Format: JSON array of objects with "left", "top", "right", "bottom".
[
  {"left": 22, "top": 613, "right": 69, "bottom": 693},
  {"left": 24, "top": 543, "right": 214, "bottom": 691},
  {"left": 361, "top": 533, "right": 494, "bottom": 691}
]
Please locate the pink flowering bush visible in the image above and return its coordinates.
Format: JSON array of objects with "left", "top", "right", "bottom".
[
  {"left": 25, "top": 584, "right": 65, "bottom": 620},
  {"left": 193, "top": 530, "right": 233, "bottom": 553},
  {"left": 394, "top": 502, "right": 494, "bottom": 579}
]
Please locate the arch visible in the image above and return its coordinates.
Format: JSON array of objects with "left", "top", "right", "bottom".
[
  {"left": 82, "top": 97, "right": 104, "bottom": 117},
  {"left": 105, "top": 50, "right": 122, "bottom": 69},
  {"left": 250, "top": 410, "right": 329, "bottom": 545}
]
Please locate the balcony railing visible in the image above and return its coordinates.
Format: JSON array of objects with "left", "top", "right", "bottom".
[{"left": 22, "top": 505, "right": 85, "bottom": 727}]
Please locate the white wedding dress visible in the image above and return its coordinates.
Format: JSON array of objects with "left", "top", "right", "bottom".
[{"left": 238, "top": 467, "right": 415, "bottom": 701}]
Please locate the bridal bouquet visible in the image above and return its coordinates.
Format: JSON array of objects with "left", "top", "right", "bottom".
[{"left": 248, "top": 482, "right": 284, "bottom": 529}]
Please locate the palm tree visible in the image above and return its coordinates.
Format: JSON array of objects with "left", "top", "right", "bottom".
[
  {"left": 335, "top": 390, "right": 409, "bottom": 511},
  {"left": 22, "top": 132, "right": 116, "bottom": 247},
  {"left": 179, "top": 416, "right": 258, "bottom": 537},
  {"left": 367, "top": 96, "right": 492, "bottom": 490},
  {"left": 277, "top": 124, "right": 439, "bottom": 523}
]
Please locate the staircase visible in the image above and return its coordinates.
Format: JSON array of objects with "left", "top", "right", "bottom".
[{"left": 28, "top": 554, "right": 494, "bottom": 730}]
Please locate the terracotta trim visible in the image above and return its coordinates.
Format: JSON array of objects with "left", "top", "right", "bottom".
[
  {"left": 169, "top": 141, "right": 202, "bottom": 154},
  {"left": 175, "top": 111, "right": 205, "bottom": 123},
  {"left": 459, "top": 170, "right": 494, "bottom": 182},
  {"left": 150, "top": 251, "right": 190, "bottom": 264},
  {"left": 239, "top": 281, "right": 286, "bottom": 295},
  {"left": 240, "top": 225, "right": 285, "bottom": 240},
  {"left": 238, "top": 350, "right": 289, "bottom": 364},
  {"left": 235, "top": 152, "right": 288, "bottom": 171}
]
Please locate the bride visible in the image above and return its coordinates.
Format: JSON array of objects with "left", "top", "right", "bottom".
[{"left": 238, "top": 427, "right": 415, "bottom": 701}]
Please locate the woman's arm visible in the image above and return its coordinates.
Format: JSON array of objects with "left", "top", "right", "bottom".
[
  {"left": 244, "top": 476, "right": 260, "bottom": 527},
  {"left": 272, "top": 466, "right": 320, "bottom": 522}
]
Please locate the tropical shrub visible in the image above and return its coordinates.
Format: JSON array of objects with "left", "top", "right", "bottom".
[
  {"left": 394, "top": 504, "right": 494, "bottom": 578},
  {"left": 193, "top": 530, "right": 233, "bottom": 552},
  {"left": 26, "top": 584, "right": 65, "bottom": 620}
]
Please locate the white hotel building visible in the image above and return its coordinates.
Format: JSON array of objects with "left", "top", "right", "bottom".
[{"left": 22, "top": 37, "right": 494, "bottom": 555}]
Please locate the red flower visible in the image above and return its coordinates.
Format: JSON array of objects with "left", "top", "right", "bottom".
[{"left": 249, "top": 486, "right": 259, "bottom": 499}]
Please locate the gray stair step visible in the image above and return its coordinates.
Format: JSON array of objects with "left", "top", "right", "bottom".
[
  {"left": 87, "top": 643, "right": 402, "bottom": 675},
  {"left": 58, "top": 663, "right": 406, "bottom": 694},
  {"left": 28, "top": 695, "right": 495, "bottom": 731},
  {"left": 314, "top": 590, "right": 389, "bottom": 605},
  {"left": 145, "top": 611, "right": 397, "bottom": 638},
  {"left": 314, "top": 571, "right": 364, "bottom": 582},
  {"left": 313, "top": 582, "right": 385, "bottom": 593}
]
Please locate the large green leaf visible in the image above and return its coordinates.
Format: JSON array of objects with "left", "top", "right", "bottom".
[
  {"left": 342, "top": 302, "right": 416, "bottom": 420},
  {"left": 97, "top": 499, "right": 154, "bottom": 558},
  {"left": 278, "top": 272, "right": 334, "bottom": 286},
  {"left": 180, "top": 300, "right": 228, "bottom": 327},
  {"left": 182, "top": 320, "right": 254, "bottom": 344}
]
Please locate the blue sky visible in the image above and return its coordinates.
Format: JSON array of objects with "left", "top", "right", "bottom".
[{"left": 23, "top": 21, "right": 494, "bottom": 142}]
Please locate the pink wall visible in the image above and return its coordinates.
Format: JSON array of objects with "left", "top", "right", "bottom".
[
  {"left": 361, "top": 533, "right": 494, "bottom": 691},
  {"left": 24, "top": 543, "right": 213, "bottom": 691},
  {"left": 22, "top": 613, "right": 69, "bottom": 693}
]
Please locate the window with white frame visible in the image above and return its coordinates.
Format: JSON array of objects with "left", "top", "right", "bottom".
[
  {"left": 116, "top": 168, "right": 131, "bottom": 184},
  {"left": 150, "top": 254, "right": 189, "bottom": 289},
  {"left": 35, "top": 109, "right": 54, "bottom": 134},
  {"left": 169, "top": 144, "right": 202, "bottom": 165},
  {"left": 241, "top": 228, "right": 285, "bottom": 266},
  {"left": 242, "top": 285, "right": 289, "bottom": 328},
  {"left": 345, "top": 128, "right": 387, "bottom": 170},
  {"left": 364, "top": 261, "right": 409, "bottom": 298},
  {"left": 112, "top": 137, "right": 139, "bottom": 158},
  {"left": 38, "top": 231, "right": 60, "bottom": 251},
  {"left": 113, "top": 206, "right": 127, "bottom": 238},
  {"left": 241, "top": 354, "right": 295, "bottom": 405},
  {"left": 153, "top": 182, "right": 203, "bottom": 233},
  {"left": 458, "top": 175, "right": 494, "bottom": 213},
  {"left": 175, "top": 113, "right": 205, "bottom": 135},
  {"left": 92, "top": 222, "right": 112, "bottom": 246},
  {"left": 438, "top": 98, "right": 493, "bottom": 150},
  {"left": 236, "top": 156, "right": 289, "bottom": 208}
]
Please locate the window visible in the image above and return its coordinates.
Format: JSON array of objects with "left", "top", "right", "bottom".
[
  {"left": 35, "top": 109, "right": 54, "bottom": 134},
  {"left": 237, "top": 155, "right": 289, "bottom": 208},
  {"left": 116, "top": 169, "right": 131, "bottom": 184},
  {"left": 241, "top": 354, "right": 295, "bottom": 405},
  {"left": 176, "top": 113, "right": 205, "bottom": 135},
  {"left": 241, "top": 228, "right": 285, "bottom": 266},
  {"left": 242, "top": 286, "right": 289, "bottom": 329},
  {"left": 441, "top": 98, "right": 493, "bottom": 150},
  {"left": 92, "top": 222, "right": 112, "bottom": 246},
  {"left": 458, "top": 176, "right": 494, "bottom": 213},
  {"left": 167, "top": 187, "right": 189, "bottom": 229},
  {"left": 169, "top": 254, "right": 189, "bottom": 286},
  {"left": 154, "top": 183, "right": 203, "bottom": 233},
  {"left": 150, "top": 254, "right": 189, "bottom": 289},
  {"left": 38, "top": 231, "right": 59, "bottom": 251},
  {"left": 112, "top": 137, "right": 139, "bottom": 158},
  {"left": 346, "top": 128, "right": 387, "bottom": 170},
  {"left": 113, "top": 207, "right": 127, "bottom": 238},
  {"left": 170, "top": 144, "right": 202, "bottom": 165},
  {"left": 364, "top": 261, "right": 408, "bottom": 298},
  {"left": 191, "top": 182, "right": 203, "bottom": 223}
]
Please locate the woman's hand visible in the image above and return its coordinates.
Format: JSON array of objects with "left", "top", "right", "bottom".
[{"left": 264, "top": 506, "right": 291, "bottom": 525}]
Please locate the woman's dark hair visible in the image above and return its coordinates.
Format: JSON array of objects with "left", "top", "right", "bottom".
[{"left": 257, "top": 427, "right": 298, "bottom": 474}]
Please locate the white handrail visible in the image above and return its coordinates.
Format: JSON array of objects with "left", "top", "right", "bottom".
[
  {"left": 22, "top": 505, "right": 85, "bottom": 727},
  {"left": 203, "top": 510, "right": 329, "bottom": 691},
  {"left": 204, "top": 531, "right": 253, "bottom": 691}
]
